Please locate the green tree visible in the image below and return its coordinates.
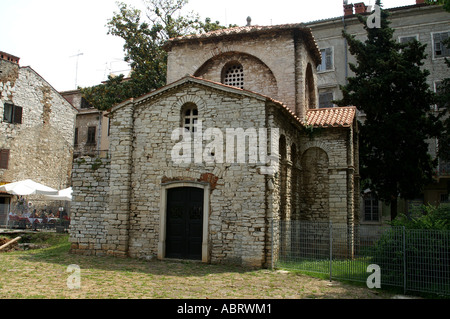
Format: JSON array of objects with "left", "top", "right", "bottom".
[
  {"left": 336, "top": 0, "right": 441, "bottom": 219},
  {"left": 425, "top": 0, "right": 450, "bottom": 11},
  {"left": 80, "top": 0, "right": 232, "bottom": 111},
  {"left": 431, "top": 1, "right": 450, "bottom": 161}
]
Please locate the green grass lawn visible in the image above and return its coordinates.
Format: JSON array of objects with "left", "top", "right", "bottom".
[{"left": 0, "top": 233, "right": 398, "bottom": 299}]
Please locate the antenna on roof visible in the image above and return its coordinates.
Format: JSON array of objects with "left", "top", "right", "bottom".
[{"left": 70, "top": 51, "right": 84, "bottom": 89}]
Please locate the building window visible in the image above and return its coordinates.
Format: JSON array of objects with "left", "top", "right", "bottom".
[
  {"left": 317, "top": 48, "right": 333, "bottom": 72},
  {"left": 222, "top": 62, "right": 244, "bottom": 89},
  {"left": 363, "top": 193, "right": 379, "bottom": 222},
  {"left": 399, "top": 35, "right": 419, "bottom": 44},
  {"left": 319, "top": 92, "right": 334, "bottom": 108},
  {"left": 0, "top": 149, "right": 10, "bottom": 169},
  {"left": 87, "top": 126, "right": 96, "bottom": 145},
  {"left": 182, "top": 103, "right": 198, "bottom": 133},
  {"left": 432, "top": 31, "right": 450, "bottom": 59},
  {"left": 80, "top": 97, "right": 92, "bottom": 109},
  {"left": 74, "top": 128, "right": 79, "bottom": 146},
  {"left": 3, "top": 103, "right": 22, "bottom": 124},
  {"left": 435, "top": 80, "right": 449, "bottom": 110},
  {"left": 305, "top": 63, "right": 316, "bottom": 109}
]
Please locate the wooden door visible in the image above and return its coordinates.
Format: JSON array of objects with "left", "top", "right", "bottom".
[{"left": 166, "top": 187, "right": 203, "bottom": 260}]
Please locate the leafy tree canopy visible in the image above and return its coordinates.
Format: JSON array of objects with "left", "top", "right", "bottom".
[
  {"left": 425, "top": 0, "right": 450, "bottom": 11},
  {"left": 429, "top": 0, "right": 450, "bottom": 161},
  {"left": 80, "top": 0, "right": 234, "bottom": 111},
  {"left": 335, "top": 0, "right": 442, "bottom": 219}
]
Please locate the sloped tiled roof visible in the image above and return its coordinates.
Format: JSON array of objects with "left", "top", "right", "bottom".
[
  {"left": 163, "top": 23, "right": 321, "bottom": 66},
  {"left": 110, "top": 75, "right": 356, "bottom": 130},
  {"left": 306, "top": 106, "right": 356, "bottom": 128}
]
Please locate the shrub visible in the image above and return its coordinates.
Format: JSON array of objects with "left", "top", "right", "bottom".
[{"left": 371, "top": 205, "right": 450, "bottom": 293}]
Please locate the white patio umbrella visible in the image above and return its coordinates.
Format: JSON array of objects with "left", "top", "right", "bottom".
[
  {"left": 0, "top": 179, "right": 58, "bottom": 196},
  {"left": 44, "top": 187, "right": 72, "bottom": 201}
]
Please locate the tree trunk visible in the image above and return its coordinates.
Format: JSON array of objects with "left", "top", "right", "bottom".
[
  {"left": 390, "top": 197, "right": 398, "bottom": 221},
  {"left": 0, "top": 236, "right": 21, "bottom": 251}
]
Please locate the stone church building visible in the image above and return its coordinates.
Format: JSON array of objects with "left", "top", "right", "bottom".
[{"left": 70, "top": 23, "right": 359, "bottom": 267}]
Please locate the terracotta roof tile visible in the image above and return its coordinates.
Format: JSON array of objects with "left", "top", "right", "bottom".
[
  {"left": 164, "top": 23, "right": 321, "bottom": 66},
  {"left": 111, "top": 76, "right": 356, "bottom": 130},
  {"left": 306, "top": 107, "right": 356, "bottom": 128}
]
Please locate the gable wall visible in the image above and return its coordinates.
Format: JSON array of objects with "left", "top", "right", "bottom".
[
  {"left": 167, "top": 32, "right": 298, "bottom": 114},
  {"left": 111, "top": 84, "right": 273, "bottom": 266},
  {"left": 0, "top": 61, "right": 77, "bottom": 189}
]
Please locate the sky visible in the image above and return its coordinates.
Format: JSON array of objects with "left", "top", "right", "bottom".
[{"left": 0, "top": 0, "right": 416, "bottom": 92}]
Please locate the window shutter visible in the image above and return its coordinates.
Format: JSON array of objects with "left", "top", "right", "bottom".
[
  {"left": 3, "top": 103, "right": 13, "bottom": 123},
  {"left": 13, "top": 105, "right": 22, "bottom": 124},
  {"left": 0, "top": 149, "right": 10, "bottom": 169}
]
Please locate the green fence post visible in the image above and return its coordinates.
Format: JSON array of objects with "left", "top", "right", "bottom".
[
  {"left": 403, "top": 226, "right": 406, "bottom": 295},
  {"left": 329, "top": 221, "right": 333, "bottom": 282},
  {"left": 271, "top": 218, "right": 274, "bottom": 271}
]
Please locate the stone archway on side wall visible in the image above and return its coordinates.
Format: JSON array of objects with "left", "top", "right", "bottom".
[
  {"left": 299, "top": 147, "right": 329, "bottom": 222},
  {"left": 193, "top": 51, "right": 278, "bottom": 99}
]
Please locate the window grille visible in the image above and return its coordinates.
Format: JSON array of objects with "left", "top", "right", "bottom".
[{"left": 223, "top": 63, "right": 244, "bottom": 89}]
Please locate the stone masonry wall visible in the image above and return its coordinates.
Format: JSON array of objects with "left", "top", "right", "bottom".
[
  {"left": 194, "top": 52, "right": 279, "bottom": 101},
  {"left": 167, "top": 32, "right": 298, "bottom": 115},
  {"left": 125, "top": 83, "right": 269, "bottom": 267},
  {"left": 69, "top": 157, "right": 110, "bottom": 256},
  {"left": 0, "top": 61, "right": 77, "bottom": 189}
]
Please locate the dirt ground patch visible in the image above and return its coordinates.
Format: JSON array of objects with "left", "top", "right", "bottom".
[{"left": 0, "top": 234, "right": 399, "bottom": 299}]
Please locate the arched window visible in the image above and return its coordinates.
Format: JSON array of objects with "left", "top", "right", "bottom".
[
  {"left": 305, "top": 63, "right": 316, "bottom": 109},
  {"left": 279, "top": 135, "right": 287, "bottom": 220},
  {"left": 182, "top": 103, "right": 198, "bottom": 133},
  {"left": 222, "top": 62, "right": 244, "bottom": 89}
]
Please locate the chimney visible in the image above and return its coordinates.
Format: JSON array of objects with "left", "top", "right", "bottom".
[
  {"left": 354, "top": 2, "right": 367, "bottom": 14},
  {"left": 344, "top": 3, "right": 354, "bottom": 16},
  {"left": 0, "top": 51, "right": 20, "bottom": 65}
]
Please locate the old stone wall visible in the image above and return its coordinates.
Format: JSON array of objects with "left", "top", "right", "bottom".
[
  {"left": 127, "top": 83, "right": 269, "bottom": 266},
  {"left": 69, "top": 157, "right": 110, "bottom": 256},
  {"left": 194, "top": 52, "right": 279, "bottom": 101},
  {"left": 0, "top": 61, "right": 77, "bottom": 189},
  {"left": 267, "top": 104, "right": 357, "bottom": 226},
  {"left": 167, "top": 31, "right": 304, "bottom": 116}
]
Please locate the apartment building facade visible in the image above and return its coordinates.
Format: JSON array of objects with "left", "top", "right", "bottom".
[
  {"left": 61, "top": 90, "right": 110, "bottom": 158},
  {"left": 306, "top": 1, "right": 450, "bottom": 223}
]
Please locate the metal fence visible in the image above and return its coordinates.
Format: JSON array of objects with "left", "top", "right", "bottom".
[{"left": 272, "top": 220, "right": 450, "bottom": 296}]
